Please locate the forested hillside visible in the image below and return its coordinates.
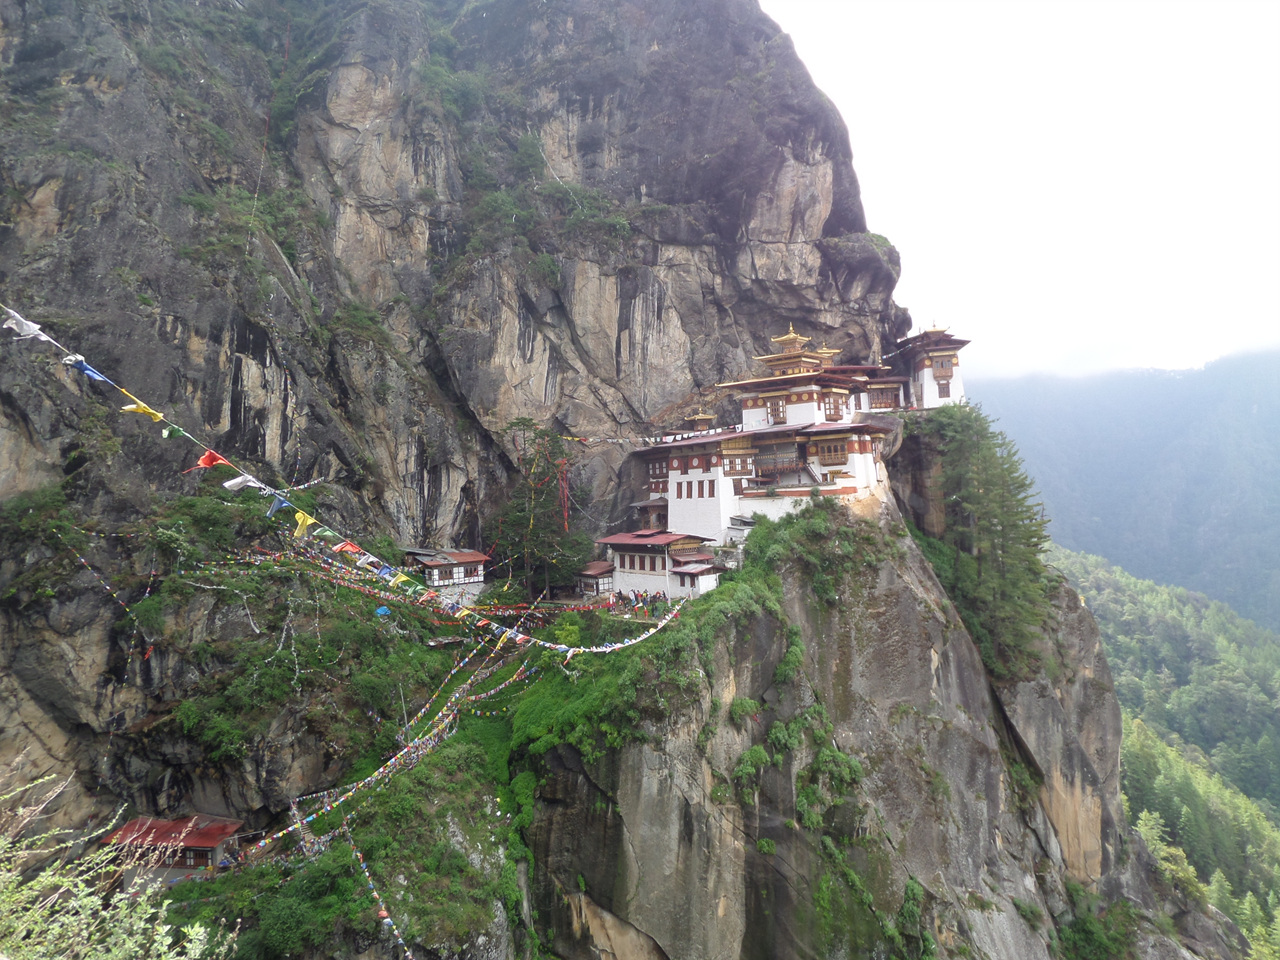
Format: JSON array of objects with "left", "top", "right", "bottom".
[
  {"left": 1051, "top": 545, "right": 1280, "bottom": 956},
  {"left": 976, "top": 352, "right": 1280, "bottom": 630}
]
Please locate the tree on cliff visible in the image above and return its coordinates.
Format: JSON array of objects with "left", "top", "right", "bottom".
[
  {"left": 914, "top": 404, "right": 1051, "bottom": 679},
  {"left": 484, "top": 418, "right": 592, "bottom": 599}
]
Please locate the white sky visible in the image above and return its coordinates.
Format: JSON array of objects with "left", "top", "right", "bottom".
[{"left": 757, "top": 0, "right": 1280, "bottom": 378}]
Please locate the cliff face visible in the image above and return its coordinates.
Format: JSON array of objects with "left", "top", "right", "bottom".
[
  {"left": 0, "top": 1, "right": 1239, "bottom": 958},
  {"left": 0, "top": 0, "right": 906, "bottom": 538},
  {"left": 525, "top": 497, "right": 1229, "bottom": 960}
]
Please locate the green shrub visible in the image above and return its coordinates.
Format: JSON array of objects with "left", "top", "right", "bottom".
[{"left": 729, "top": 697, "right": 760, "bottom": 729}]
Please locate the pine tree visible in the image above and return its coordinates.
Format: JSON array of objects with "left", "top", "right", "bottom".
[
  {"left": 484, "top": 418, "right": 592, "bottom": 599},
  {"left": 918, "top": 404, "right": 1051, "bottom": 679}
]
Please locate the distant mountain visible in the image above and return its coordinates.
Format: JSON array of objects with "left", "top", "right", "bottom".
[{"left": 973, "top": 351, "right": 1280, "bottom": 630}]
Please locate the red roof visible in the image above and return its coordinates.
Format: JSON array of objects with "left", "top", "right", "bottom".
[
  {"left": 107, "top": 815, "right": 242, "bottom": 850},
  {"left": 579, "top": 561, "right": 616, "bottom": 577},
  {"left": 597, "top": 531, "right": 711, "bottom": 547},
  {"left": 420, "top": 550, "right": 488, "bottom": 567}
]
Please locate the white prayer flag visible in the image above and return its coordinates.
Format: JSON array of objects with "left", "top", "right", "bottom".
[
  {"left": 2, "top": 307, "right": 54, "bottom": 343},
  {"left": 223, "top": 474, "right": 267, "bottom": 492}
]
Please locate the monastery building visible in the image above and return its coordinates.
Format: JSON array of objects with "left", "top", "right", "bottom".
[{"left": 587, "top": 326, "right": 968, "bottom": 598}]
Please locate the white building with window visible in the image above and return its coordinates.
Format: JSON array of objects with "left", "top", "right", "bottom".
[
  {"left": 595, "top": 531, "right": 722, "bottom": 598},
  {"left": 402, "top": 548, "right": 488, "bottom": 603},
  {"left": 896, "top": 328, "right": 969, "bottom": 408}
]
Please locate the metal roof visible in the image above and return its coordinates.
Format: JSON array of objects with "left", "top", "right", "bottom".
[
  {"left": 106, "top": 815, "right": 243, "bottom": 850},
  {"left": 579, "top": 561, "right": 616, "bottom": 577},
  {"left": 597, "top": 531, "right": 711, "bottom": 546}
]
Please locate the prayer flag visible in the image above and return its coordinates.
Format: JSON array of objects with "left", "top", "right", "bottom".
[
  {"left": 293, "top": 511, "right": 318, "bottom": 539},
  {"left": 183, "top": 450, "right": 233, "bottom": 472},
  {"left": 63, "top": 355, "right": 112, "bottom": 383},
  {"left": 222, "top": 474, "right": 266, "bottom": 492},
  {"left": 389, "top": 573, "right": 410, "bottom": 587},
  {"left": 333, "top": 541, "right": 361, "bottom": 554},
  {"left": 376, "top": 565, "right": 394, "bottom": 579},
  {"left": 314, "top": 527, "right": 340, "bottom": 540},
  {"left": 161, "top": 425, "right": 189, "bottom": 440},
  {"left": 355, "top": 554, "right": 378, "bottom": 569},
  {"left": 267, "top": 496, "right": 291, "bottom": 517},
  {"left": 119, "top": 390, "right": 164, "bottom": 423},
  {"left": 2, "top": 307, "right": 55, "bottom": 343}
]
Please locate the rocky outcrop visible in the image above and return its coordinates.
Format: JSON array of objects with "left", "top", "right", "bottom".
[{"left": 525, "top": 497, "right": 1224, "bottom": 960}]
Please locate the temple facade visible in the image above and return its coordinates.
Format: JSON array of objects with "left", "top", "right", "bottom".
[
  {"left": 586, "top": 325, "right": 969, "bottom": 591},
  {"left": 896, "top": 328, "right": 969, "bottom": 409}
]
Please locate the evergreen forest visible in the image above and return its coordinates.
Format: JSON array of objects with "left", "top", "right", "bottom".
[{"left": 1052, "top": 545, "right": 1280, "bottom": 957}]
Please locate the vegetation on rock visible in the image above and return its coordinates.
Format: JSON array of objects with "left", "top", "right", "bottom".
[{"left": 906, "top": 404, "right": 1052, "bottom": 679}]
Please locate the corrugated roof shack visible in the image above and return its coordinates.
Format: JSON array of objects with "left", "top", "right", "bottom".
[{"left": 105, "top": 814, "right": 243, "bottom": 883}]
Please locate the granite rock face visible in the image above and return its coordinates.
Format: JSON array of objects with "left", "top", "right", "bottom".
[
  {"left": 0, "top": 1, "right": 1239, "bottom": 958},
  {"left": 527, "top": 499, "right": 1227, "bottom": 960}
]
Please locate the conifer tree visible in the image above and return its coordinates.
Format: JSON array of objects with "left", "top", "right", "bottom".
[
  {"left": 917, "top": 404, "right": 1051, "bottom": 678},
  {"left": 485, "top": 418, "right": 592, "bottom": 599}
]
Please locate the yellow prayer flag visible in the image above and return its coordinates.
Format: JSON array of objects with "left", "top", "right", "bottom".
[
  {"left": 389, "top": 573, "right": 410, "bottom": 587},
  {"left": 293, "top": 511, "right": 318, "bottom": 539},
  {"left": 119, "top": 390, "right": 164, "bottom": 423}
]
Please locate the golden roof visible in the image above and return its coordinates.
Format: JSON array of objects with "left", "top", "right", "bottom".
[{"left": 769, "top": 323, "right": 811, "bottom": 353}]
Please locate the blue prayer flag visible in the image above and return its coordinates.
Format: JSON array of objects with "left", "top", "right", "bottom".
[
  {"left": 72, "top": 360, "right": 111, "bottom": 383},
  {"left": 267, "top": 496, "right": 290, "bottom": 517}
]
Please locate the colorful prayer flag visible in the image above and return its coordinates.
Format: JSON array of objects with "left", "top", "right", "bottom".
[
  {"left": 183, "top": 450, "right": 233, "bottom": 472},
  {"left": 119, "top": 390, "right": 164, "bottom": 423},
  {"left": 63, "top": 355, "right": 112, "bottom": 383},
  {"left": 333, "top": 541, "right": 361, "bottom": 554},
  {"left": 293, "top": 511, "right": 319, "bottom": 539},
  {"left": 267, "top": 496, "right": 291, "bottom": 517},
  {"left": 161, "top": 425, "right": 189, "bottom": 440},
  {"left": 389, "top": 573, "right": 410, "bottom": 587}
]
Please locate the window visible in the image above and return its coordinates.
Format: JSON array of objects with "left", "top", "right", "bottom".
[
  {"left": 440, "top": 565, "right": 454, "bottom": 580},
  {"left": 686, "top": 481, "right": 694, "bottom": 499},
  {"left": 661, "top": 556, "right": 666, "bottom": 571},
  {"left": 766, "top": 397, "right": 785, "bottom": 422},
  {"left": 817, "top": 441, "right": 847, "bottom": 466},
  {"left": 708, "top": 479, "right": 715, "bottom": 497},
  {"left": 649, "top": 556, "right": 656, "bottom": 571},
  {"left": 733, "top": 479, "right": 743, "bottom": 495},
  {"left": 933, "top": 356, "right": 954, "bottom": 377},
  {"left": 697, "top": 480, "right": 705, "bottom": 498},
  {"left": 628, "top": 554, "right": 636, "bottom": 569},
  {"left": 678, "top": 574, "right": 686, "bottom": 587},
  {"left": 870, "top": 389, "right": 898, "bottom": 409},
  {"left": 185, "top": 849, "right": 196, "bottom": 867},
  {"left": 675, "top": 483, "right": 683, "bottom": 499},
  {"left": 937, "top": 381, "right": 951, "bottom": 398},
  {"left": 824, "top": 395, "right": 842, "bottom": 420}
]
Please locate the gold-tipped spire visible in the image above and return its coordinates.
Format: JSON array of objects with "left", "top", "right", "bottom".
[{"left": 770, "top": 323, "right": 811, "bottom": 353}]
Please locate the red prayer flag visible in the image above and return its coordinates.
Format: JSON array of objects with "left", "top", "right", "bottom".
[
  {"left": 182, "top": 450, "right": 233, "bottom": 473},
  {"left": 333, "top": 541, "right": 362, "bottom": 554}
]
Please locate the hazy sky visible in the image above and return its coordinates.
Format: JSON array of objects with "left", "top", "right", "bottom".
[{"left": 757, "top": 0, "right": 1280, "bottom": 378}]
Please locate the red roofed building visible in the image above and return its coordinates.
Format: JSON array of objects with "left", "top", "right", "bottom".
[
  {"left": 402, "top": 548, "right": 488, "bottom": 602},
  {"left": 106, "top": 814, "right": 243, "bottom": 878},
  {"left": 595, "top": 530, "right": 723, "bottom": 597}
]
